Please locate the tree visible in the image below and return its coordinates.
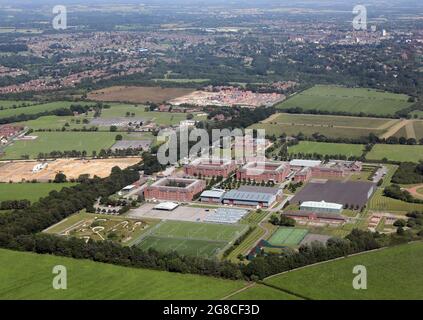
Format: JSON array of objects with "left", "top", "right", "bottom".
[
  {"left": 53, "top": 173, "right": 67, "bottom": 183},
  {"left": 110, "top": 126, "right": 117, "bottom": 132},
  {"left": 115, "top": 134, "right": 123, "bottom": 141}
]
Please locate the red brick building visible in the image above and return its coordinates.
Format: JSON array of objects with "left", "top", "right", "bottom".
[
  {"left": 144, "top": 177, "right": 206, "bottom": 202},
  {"left": 236, "top": 161, "right": 290, "bottom": 183},
  {"left": 293, "top": 167, "right": 312, "bottom": 183},
  {"left": 184, "top": 158, "right": 237, "bottom": 178}
]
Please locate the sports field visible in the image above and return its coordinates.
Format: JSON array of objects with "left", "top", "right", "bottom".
[
  {"left": 0, "top": 249, "right": 245, "bottom": 299},
  {"left": 0, "top": 182, "right": 76, "bottom": 203},
  {"left": 250, "top": 113, "right": 396, "bottom": 139},
  {"left": 277, "top": 85, "right": 412, "bottom": 116},
  {"left": 366, "top": 144, "right": 423, "bottom": 163},
  {"left": 1, "top": 131, "right": 117, "bottom": 159},
  {"left": 137, "top": 220, "right": 247, "bottom": 257},
  {"left": 263, "top": 242, "right": 423, "bottom": 299},
  {"left": 267, "top": 228, "right": 308, "bottom": 246},
  {"left": 288, "top": 141, "right": 364, "bottom": 157}
]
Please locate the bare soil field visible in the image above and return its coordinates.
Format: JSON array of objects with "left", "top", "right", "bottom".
[
  {"left": 0, "top": 157, "right": 141, "bottom": 182},
  {"left": 87, "top": 86, "right": 195, "bottom": 104}
]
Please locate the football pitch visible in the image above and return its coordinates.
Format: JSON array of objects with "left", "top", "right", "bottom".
[
  {"left": 137, "top": 220, "right": 248, "bottom": 257},
  {"left": 267, "top": 228, "right": 308, "bottom": 246}
]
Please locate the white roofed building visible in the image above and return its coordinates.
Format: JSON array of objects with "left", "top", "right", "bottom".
[{"left": 300, "top": 200, "right": 343, "bottom": 214}]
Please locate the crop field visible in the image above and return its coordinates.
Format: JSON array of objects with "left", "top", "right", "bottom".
[
  {"left": 250, "top": 113, "right": 396, "bottom": 139},
  {"left": 263, "top": 242, "right": 423, "bottom": 299},
  {"left": 276, "top": 85, "right": 412, "bottom": 116},
  {"left": 267, "top": 228, "right": 308, "bottom": 246},
  {"left": 0, "top": 101, "right": 94, "bottom": 118},
  {"left": 88, "top": 86, "right": 195, "bottom": 104},
  {"left": 288, "top": 141, "right": 364, "bottom": 157},
  {"left": 137, "top": 220, "right": 247, "bottom": 257},
  {"left": 44, "top": 212, "right": 158, "bottom": 246},
  {"left": 0, "top": 249, "right": 245, "bottom": 299},
  {"left": 1, "top": 131, "right": 118, "bottom": 159},
  {"left": 0, "top": 182, "right": 76, "bottom": 203},
  {"left": 366, "top": 144, "right": 423, "bottom": 163}
]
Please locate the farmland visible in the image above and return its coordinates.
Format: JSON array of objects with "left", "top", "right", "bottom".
[
  {"left": 1, "top": 131, "right": 118, "bottom": 159},
  {"left": 368, "top": 188, "right": 423, "bottom": 213},
  {"left": 263, "top": 242, "right": 423, "bottom": 299},
  {"left": 87, "top": 86, "right": 195, "bottom": 104},
  {"left": 250, "top": 113, "right": 397, "bottom": 139},
  {"left": 137, "top": 220, "right": 247, "bottom": 257},
  {"left": 277, "top": 85, "right": 413, "bottom": 116},
  {"left": 0, "top": 248, "right": 246, "bottom": 299},
  {"left": 288, "top": 141, "right": 365, "bottom": 157},
  {"left": 228, "top": 284, "right": 300, "bottom": 300},
  {"left": 0, "top": 101, "right": 95, "bottom": 118},
  {"left": 366, "top": 144, "right": 423, "bottom": 163},
  {"left": 0, "top": 182, "right": 76, "bottom": 203}
]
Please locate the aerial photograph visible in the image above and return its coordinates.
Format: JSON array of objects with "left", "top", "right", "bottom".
[{"left": 0, "top": 0, "right": 422, "bottom": 308}]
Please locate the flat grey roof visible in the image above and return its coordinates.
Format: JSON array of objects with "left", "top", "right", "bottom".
[{"left": 238, "top": 185, "right": 281, "bottom": 195}]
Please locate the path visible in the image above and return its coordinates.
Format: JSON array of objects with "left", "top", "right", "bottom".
[
  {"left": 379, "top": 119, "right": 411, "bottom": 139},
  {"left": 406, "top": 184, "right": 423, "bottom": 199},
  {"left": 220, "top": 282, "right": 256, "bottom": 300},
  {"left": 261, "top": 113, "right": 280, "bottom": 123}
]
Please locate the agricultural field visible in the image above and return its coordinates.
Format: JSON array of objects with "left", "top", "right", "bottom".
[
  {"left": 0, "top": 100, "right": 35, "bottom": 109},
  {"left": 137, "top": 220, "right": 247, "bottom": 257},
  {"left": 44, "top": 212, "right": 158, "bottom": 246},
  {"left": 263, "top": 242, "right": 423, "bottom": 299},
  {"left": 277, "top": 85, "right": 413, "bottom": 116},
  {"left": 0, "top": 249, "right": 246, "bottom": 299},
  {"left": 1, "top": 131, "right": 118, "bottom": 159},
  {"left": 0, "top": 101, "right": 94, "bottom": 118},
  {"left": 14, "top": 115, "right": 93, "bottom": 131},
  {"left": 250, "top": 113, "right": 397, "bottom": 139},
  {"left": 288, "top": 141, "right": 365, "bottom": 157},
  {"left": 0, "top": 182, "right": 76, "bottom": 203},
  {"left": 267, "top": 228, "right": 309, "bottom": 247},
  {"left": 368, "top": 188, "right": 423, "bottom": 213},
  {"left": 88, "top": 86, "right": 195, "bottom": 104},
  {"left": 366, "top": 144, "right": 423, "bottom": 163}
]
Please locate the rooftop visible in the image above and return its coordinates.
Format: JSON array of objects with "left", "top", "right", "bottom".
[
  {"left": 300, "top": 201, "right": 343, "bottom": 210},
  {"left": 290, "top": 159, "right": 322, "bottom": 167}
]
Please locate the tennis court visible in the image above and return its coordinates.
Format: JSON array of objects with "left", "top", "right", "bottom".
[{"left": 267, "top": 228, "right": 309, "bottom": 246}]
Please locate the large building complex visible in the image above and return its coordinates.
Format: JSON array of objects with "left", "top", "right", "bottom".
[
  {"left": 222, "top": 185, "right": 283, "bottom": 208},
  {"left": 292, "top": 160, "right": 363, "bottom": 183},
  {"left": 184, "top": 158, "right": 237, "bottom": 178},
  {"left": 144, "top": 177, "right": 206, "bottom": 202},
  {"left": 236, "top": 161, "right": 290, "bottom": 183}
]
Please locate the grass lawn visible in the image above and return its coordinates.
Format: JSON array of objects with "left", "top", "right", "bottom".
[
  {"left": 288, "top": 141, "right": 364, "bottom": 157},
  {"left": 0, "top": 101, "right": 94, "bottom": 118},
  {"left": 368, "top": 188, "right": 423, "bottom": 212},
  {"left": 100, "top": 104, "right": 203, "bottom": 126},
  {"left": 228, "top": 284, "right": 300, "bottom": 300},
  {"left": 264, "top": 242, "right": 423, "bottom": 299},
  {"left": 0, "top": 249, "right": 246, "bottom": 299},
  {"left": 267, "top": 228, "right": 308, "bottom": 246},
  {"left": 14, "top": 115, "right": 93, "bottom": 130},
  {"left": 0, "top": 183, "right": 76, "bottom": 203},
  {"left": 0, "top": 100, "right": 35, "bottom": 109},
  {"left": 1, "top": 131, "right": 118, "bottom": 159},
  {"left": 277, "top": 85, "right": 412, "bottom": 116},
  {"left": 366, "top": 144, "right": 423, "bottom": 163},
  {"left": 137, "top": 220, "right": 247, "bottom": 258}
]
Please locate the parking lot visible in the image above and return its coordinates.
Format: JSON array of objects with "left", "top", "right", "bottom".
[{"left": 127, "top": 203, "right": 214, "bottom": 222}]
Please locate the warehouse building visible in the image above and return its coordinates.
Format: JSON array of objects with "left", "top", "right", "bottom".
[
  {"left": 300, "top": 200, "right": 343, "bottom": 214},
  {"left": 200, "top": 189, "right": 226, "bottom": 203},
  {"left": 184, "top": 158, "right": 237, "bottom": 178},
  {"left": 145, "top": 177, "right": 206, "bottom": 202},
  {"left": 237, "top": 161, "right": 290, "bottom": 183},
  {"left": 223, "top": 186, "right": 282, "bottom": 208}
]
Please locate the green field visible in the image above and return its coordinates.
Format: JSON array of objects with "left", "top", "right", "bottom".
[
  {"left": 0, "top": 249, "right": 246, "bottom": 299},
  {"left": 0, "top": 101, "right": 94, "bottom": 118},
  {"left": 137, "top": 220, "right": 247, "bottom": 257},
  {"left": 267, "top": 228, "right": 308, "bottom": 246},
  {"left": 277, "top": 85, "right": 412, "bottom": 116},
  {"left": 288, "top": 141, "right": 365, "bottom": 157},
  {"left": 366, "top": 144, "right": 423, "bottom": 163},
  {"left": 368, "top": 188, "right": 423, "bottom": 212},
  {"left": 228, "top": 284, "right": 300, "bottom": 300},
  {"left": 250, "top": 113, "right": 395, "bottom": 139},
  {"left": 263, "top": 242, "right": 423, "bottom": 299},
  {"left": 1, "top": 131, "right": 118, "bottom": 159},
  {"left": 0, "top": 183, "right": 76, "bottom": 203},
  {"left": 100, "top": 104, "right": 204, "bottom": 125},
  {"left": 0, "top": 100, "right": 35, "bottom": 109}
]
